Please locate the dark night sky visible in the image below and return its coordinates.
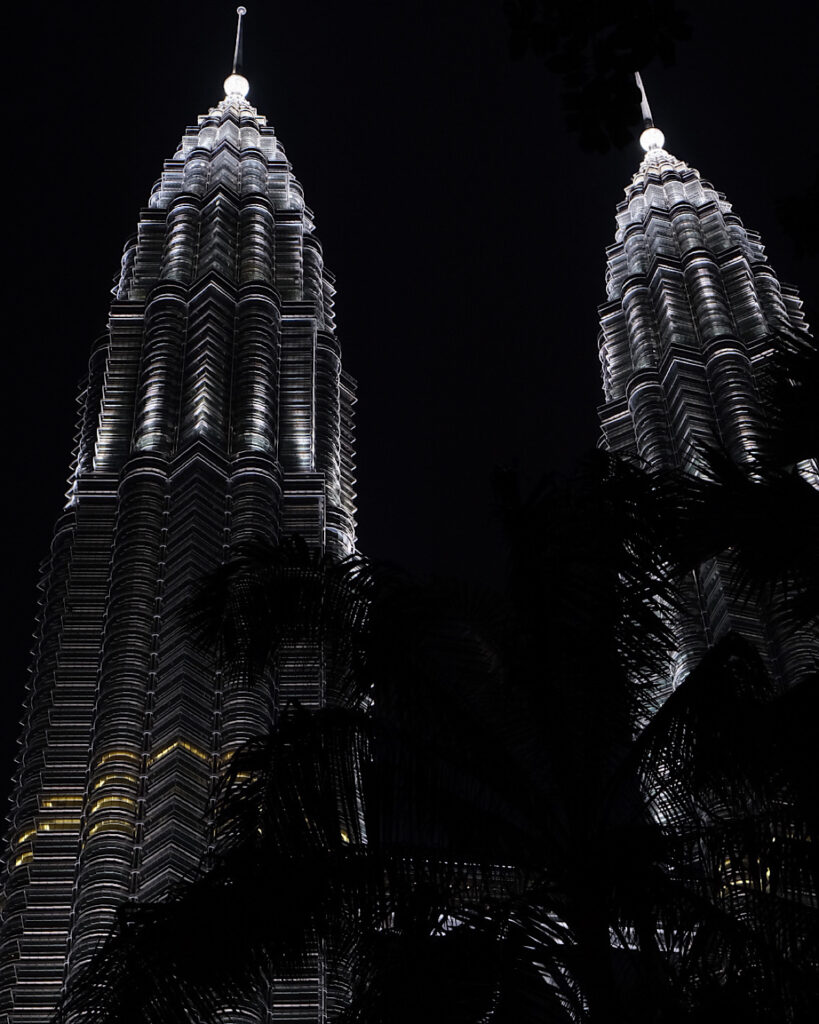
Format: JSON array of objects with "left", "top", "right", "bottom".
[{"left": 1, "top": 1, "right": 816, "bottom": 804}]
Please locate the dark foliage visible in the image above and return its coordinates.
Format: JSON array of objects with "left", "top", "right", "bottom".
[
  {"left": 502, "top": 0, "right": 691, "bottom": 150},
  {"left": 761, "top": 324, "right": 819, "bottom": 467},
  {"left": 638, "top": 325, "right": 819, "bottom": 654},
  {"left": 58, "top": 448, "right": 818, "bottom": 1021}
]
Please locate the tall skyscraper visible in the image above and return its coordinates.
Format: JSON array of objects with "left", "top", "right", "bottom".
[
  {"left": 597, "top": 78, "right": 816, "bottom": 692},
  {"left": 0, "top": 14, "right": 356, "bottom": 1020}
]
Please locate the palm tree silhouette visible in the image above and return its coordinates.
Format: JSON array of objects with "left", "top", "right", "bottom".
[{"left": 58, "top": 323, "right": 819, "bottom": 1021}]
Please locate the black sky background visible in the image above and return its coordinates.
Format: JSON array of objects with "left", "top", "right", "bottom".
[{"left": 1, "top": 0, "right": 817, "bottom": 808}]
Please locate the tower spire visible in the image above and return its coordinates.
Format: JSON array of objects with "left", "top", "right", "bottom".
[
  {"left": 223, "top": 6, "right": 250, "bottom": 100},
  {"left": 634, "top": 71, "right": 665, "bottom": 153},
  {"left": 232, "top": 5, "right": 247, "bottom": 73}
]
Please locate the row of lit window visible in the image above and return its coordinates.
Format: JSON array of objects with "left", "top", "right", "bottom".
[
  {"left": 14, "top": 741, "right": 229, "bottom": 865},
  {"left": 14, "top": 818, "right": 83, "bottom": 867}
]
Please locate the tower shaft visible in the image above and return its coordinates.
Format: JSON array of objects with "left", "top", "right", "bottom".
[{"left": 0, "top": 82, "right": 355, "bottom": 1024}]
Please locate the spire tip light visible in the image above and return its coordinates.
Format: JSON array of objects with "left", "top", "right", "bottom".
[
  {"left": 639, "top": 126, "right": 665, "bottom": 152},
  {"left": 223, "top": 73, "right": 250, "bottom": 99}
]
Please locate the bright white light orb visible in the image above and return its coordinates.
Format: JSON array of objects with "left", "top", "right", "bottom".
[
  {"left": 639, "top": 126, "right": 665, "bottom": 152},
  {"left": 223, "top": 73, "right": 250, "bottom": 99}
]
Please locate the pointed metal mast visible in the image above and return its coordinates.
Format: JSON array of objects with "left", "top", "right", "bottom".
[
  {"left": 232, "top": 6, "right": 247, "bottom": 74},
  {"left": 634, "top": 71, "right": 653, "bottom": 127},
  {"left": 223, "top": 6, "right": 250, "bottom": 99},
  {"left": 634, "top": 71, "right": 665, "bottom": 152}
]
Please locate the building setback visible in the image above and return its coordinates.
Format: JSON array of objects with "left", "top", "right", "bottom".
[
  {"left": 0, "top": 52, "right": 355, "bottom": 1023},
  {"left": 597, "top": 85, "right": 817, "bottom": 694}
]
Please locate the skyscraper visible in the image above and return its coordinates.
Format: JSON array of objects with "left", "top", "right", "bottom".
[
  {"left": 597, "top": 78, "right": 816, "bottom": 692},
  {"left": 0, "top": 13, "right": 356, "bottom": 1019}
]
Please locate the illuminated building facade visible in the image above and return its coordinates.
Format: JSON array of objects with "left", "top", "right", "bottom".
[
  {"left": 0, "top": 57, "right": 356, "bottom": 1022},
  {"left": 597, "top": 82, "right": 816, "bottom": 690}
]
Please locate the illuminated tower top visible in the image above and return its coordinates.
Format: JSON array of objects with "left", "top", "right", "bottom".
[
  {"left": 598, "top": 79, "right": 807, "bottom": 467},
  {"left": 597, "top": 74, "right": 814, "bottom": 693}
]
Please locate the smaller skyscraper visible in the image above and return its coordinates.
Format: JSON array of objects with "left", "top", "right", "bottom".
[{"left": 597, "top": 77, "right": 817, "bottom": 691}]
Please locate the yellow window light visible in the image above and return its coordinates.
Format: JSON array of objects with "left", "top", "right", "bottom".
[
  {"left": 88, "top": 820, "right": 135, "bottom": 839},
  {"left": 149, "top": 739, "right": 209, "bottom": 766},
  {"left": 41, "top": 795, "right": 84, "bottom": 809},
  {"left": 14, "top": 850, "right": 33, "bottom": 868},
  {"left": 90, "top": 796, "right": 137, "bottom": 815},
  {"left": 17, "top": 828, "right": 36, "bottom": 846},
  {"left": 93, "top": 772, "right": 138, "bottom": 791},
  {"left": 94, "top": 750, "right": 140, "bottom": 769}
]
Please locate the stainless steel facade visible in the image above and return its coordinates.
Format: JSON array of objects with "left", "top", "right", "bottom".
[
  {"left": 598, "top": 131, "right": 816, "bottom": 691},
  {"left": 0, "top": 76, "right": 356, "bottom": 1022}
]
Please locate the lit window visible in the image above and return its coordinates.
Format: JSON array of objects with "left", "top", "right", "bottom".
[
  {"left": 88, "top": 820, "right": 135, "bottom": 839},
  {"left": 41, "top": 795, "right": 83, "bottom": 809},
  {"left": 149, "top": 739, "right": 209, "bottom": 766},
  {"left": 89, "top": 796, "right": 137, "bottom": 815},
  {"left": 93, "top": 772, "right": 138, "bottom": 791},
  {"left": 95, "top": 750, "right": 140, "bottom": 768}
]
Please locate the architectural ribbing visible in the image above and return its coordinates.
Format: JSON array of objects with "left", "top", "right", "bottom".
[{"left": 0, "top": 71, "right": 356, "bottom": 1024}]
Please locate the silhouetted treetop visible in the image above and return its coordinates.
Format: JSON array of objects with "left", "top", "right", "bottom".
[{"left": 503, "top": 0, "right": 691, "bottom": 150}]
